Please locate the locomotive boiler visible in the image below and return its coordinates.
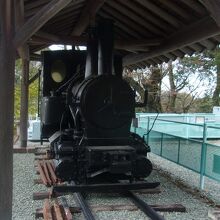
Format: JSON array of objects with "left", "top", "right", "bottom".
[{"left": 41, "top": 20, "right": 152, "bottom": 184}]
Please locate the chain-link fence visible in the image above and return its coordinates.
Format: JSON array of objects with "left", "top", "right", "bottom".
[{"left": 132, "top": 115, "right": 220, "bottom": 189}]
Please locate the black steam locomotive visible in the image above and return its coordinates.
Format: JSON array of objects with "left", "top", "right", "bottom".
[{"left": 41, "top": 20, "right": 152, "bottom": 184}]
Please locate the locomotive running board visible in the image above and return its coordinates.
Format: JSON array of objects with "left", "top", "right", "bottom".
[{"left": 52, "top": 182, "right": 160, "bottom": 194}]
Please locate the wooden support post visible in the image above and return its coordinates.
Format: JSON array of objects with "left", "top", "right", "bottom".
[
  {"left": 0, "top": 0, "right": 15, "bottom": 219},
  {"left": 19, "top": 56, "right": 29, "bottom": 148},
  {"left": 15, "top": 0, "right": 30, "bottom": 148}
]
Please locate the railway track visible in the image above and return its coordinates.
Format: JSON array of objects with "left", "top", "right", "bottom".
[
  {"left": 34, "top": 149, "right": 186, "bottom": 220},
  {"left": 35, "top": 189, "right": 186, "bottom": 220}
]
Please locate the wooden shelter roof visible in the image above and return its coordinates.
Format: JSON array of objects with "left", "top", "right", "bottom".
[{"left": 19, "top": 0, "right": 220, "bottom": 68}]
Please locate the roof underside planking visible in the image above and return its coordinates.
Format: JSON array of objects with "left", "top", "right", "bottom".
[{"left": 19, "top": 0, "right": 220, "bottom": 69}]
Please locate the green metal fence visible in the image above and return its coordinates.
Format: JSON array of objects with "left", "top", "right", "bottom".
[{"left": 132, "top": 116, "right": 220, "bottom": 189}]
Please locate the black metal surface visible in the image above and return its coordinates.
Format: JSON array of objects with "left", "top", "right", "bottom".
[
  {"left": 114, "top": 54, "right": 123, "bottom": 78},
  {"left": 72, "top": 75, "right": 135, "bottom": 137},
  {"left": 74, "top": 192, "right": 95, "bottom": 220},
  {"left": 42, "top": 50, "right": 86, "bottom": 96},
  {"left": 53, "top": 182, "right": 160, "bottom": 193},
  {"left": 85, "top": 27, "right": 98, "bottom": 78},
  {"left": 37, "top": 69, "right": 41, "bottom": 117},
  {"left": 126, "top": 191, "right": 165, "bottom": 220},
  {"left": 98, "top": 19, "right": 114, "bottom": 76}
]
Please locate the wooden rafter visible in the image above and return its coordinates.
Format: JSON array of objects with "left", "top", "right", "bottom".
[
  {"left": 106, "top": 1, "right": 165, "bottom": 36},
  {"left": 199, "top": 0, "right": 220, "bottom": 27},
  {"left": 123, "top": 16, "right": 220, "bottom": 66},
  {"left": 101, "top": 5, "right": 152, "bottom": 38},
  {"left": 14, "top": 0, "right": 72, "bottom": 47},
  {"left": 71, "top": 0, "right": 105, "bottom": 36},
  {"left": 24, "top": 0, "right": 50, "bottom": 11},
  {"left": 135, "top": 0, "right": 180, "bottom": 28},
  {"left": 117, "top": 0, "right": 174, "bottom": 34}
]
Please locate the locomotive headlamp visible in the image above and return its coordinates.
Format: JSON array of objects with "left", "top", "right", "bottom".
[{"left": 51, "top": 60, "right": 66, "bottom": 83}]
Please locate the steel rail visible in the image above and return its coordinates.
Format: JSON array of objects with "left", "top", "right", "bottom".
[
  {"left": 125, "top": 191, "right": 165, "bottom": 220},
  {"left": 53, "top": 181, "right": 163, "bottom": 220},
  {"left": 53, "top": 181, "right": 160, "bottom": 193},
  {"left": 73, "top": 192, "right": 95, "bottom": 220}
]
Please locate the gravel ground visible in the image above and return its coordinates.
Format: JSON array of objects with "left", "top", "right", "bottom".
[
  {"left": 13, "top": 154, "right": 45, "bottom": 220},
  {"left": 12, "top": 152, "right": 218, "bottom": 220},
  {"left": 148, "top": 153, "right": 220, "bottom": 204}
]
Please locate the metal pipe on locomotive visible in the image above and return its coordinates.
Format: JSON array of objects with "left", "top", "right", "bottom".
[{"left": 40, "top": 20, "right": 152, "bottom": 184}]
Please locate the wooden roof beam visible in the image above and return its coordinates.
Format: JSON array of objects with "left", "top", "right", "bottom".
[
  {"left": 181, "top": 47, "right": 194, "bottom": 56},
  {"left": 136, "top": 0, "right": 180, "bottom": 28},
  {"left": 115, "top": 38, "right": 162, "bottom": 48},
  {"left": 35, "top": 31, "right": 60, "bottom": 42},
  {"left": 30, "top": 35, "right": 87, "bottom": 46},
  {"left": 30, "top": 53, "right": 42, "bottom": 62},
  {"left": 164, "top": 53, "right": 176, "bottom": 61},
  {"left": 98, "top": 10, "right": 141, "bottom": 39},
  {"left": 71, "top": 0, "right": 105, "bottom": 36},
  {"left": 24, "top": 0, "right": 50, "bottom": 11},
  {"left": 189, "top": 43, "right": 204, "bottom": 53},
  {"left": 199, "top": 0, "right": 220, "bottom": 27},
  {"left": 123, "top": 17, "right": 220, "bottom": 66},
  {"left": 124, "top": 48, "right": 149, "bottom": 54},
  {"left": 14, "top": 0, "right": 72, "bottom": 47},
  {"left": 117, "top": 0, "right": 173, "bottom": 34},
  {"left": 106, "top": 1, "right": 165, "bottom": 36},
  {"left": 214, "top": 35, "right": 220, "bottom": 42},
  {"left": 32, "top": 31, "right": 162, "bottom": 51},
  {"left": 160, "top": 55, "right": 170, "bottom": 63},
  {"left": 180, "top": 0, "right": 207, "bottom": 16},
  {"left": 33, "top": 31, "right": 87, "bottom": 45},
  {"left": 200, "top": 39, "right": 217, "bottom": 50},
  {"left": 158, "top": 0, "right": 191, "bottom": 22},
  {"left": 172, "top": 50, "right": 185, "bottom": 58}
]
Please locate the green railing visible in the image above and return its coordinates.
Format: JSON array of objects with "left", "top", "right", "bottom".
[{"left": 132, "top": 116, "right": 220, "bottom": 189}]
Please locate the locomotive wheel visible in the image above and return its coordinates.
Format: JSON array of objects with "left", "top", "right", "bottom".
[{"left": 133, "top": 157, "right": 153, "bottom": 178}]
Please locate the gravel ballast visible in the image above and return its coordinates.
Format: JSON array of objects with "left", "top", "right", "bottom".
[
  {"left": 12, "top": 152, "right": 218, "bottom": 220},
  {"left": 148, "top": 153, "right": 220, "bottom": 204}
]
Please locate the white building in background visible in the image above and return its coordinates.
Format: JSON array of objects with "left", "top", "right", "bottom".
[
  {"left": 28, "top": 115, "right": 41, "bottom": 141},
  {"left": 213, "top": 106, "right": 220, "bottom": 114}
]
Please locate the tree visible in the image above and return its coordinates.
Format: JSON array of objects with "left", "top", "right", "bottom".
[
  {"left": 14, "top": 59, "right": 40, "bottom": 120},
  {"left": 14, "top": 59, "right": 22, "bottom": 119},
  {"left": 165, "top": 53, "right": 214, "bottom": 112},
  {"left": 211, "top": 47, "right": 220, "bottom": 106},
  {"left": 124, "top": 65, "right": 164, "bottom": 113},
  {"left": 28, "top": 61, "right": 41, "bottom": 117},
  {"left": 193, "top": 95, "right": 213, "bottom": 113}
]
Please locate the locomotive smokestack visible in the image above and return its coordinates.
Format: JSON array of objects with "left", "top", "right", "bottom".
[
  {"left": 85, "top": 27, "right": 98, "bottom": 78},
  {"left": 114, "top": 54, "right": 123, "bottom": 78},
  {"left": 98, "top": 19, "right": 114, "bottom": 76}
]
